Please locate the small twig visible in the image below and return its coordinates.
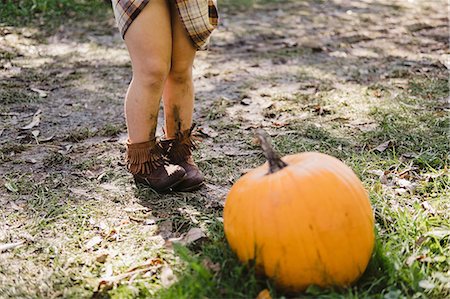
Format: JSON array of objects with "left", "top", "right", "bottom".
[{"left": 0, "top": 241, "right": 24, "bottom": 252}]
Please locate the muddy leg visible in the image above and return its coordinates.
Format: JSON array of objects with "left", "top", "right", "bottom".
[{"left": 162, "top": 0, "right": 197, "bottom": 138}]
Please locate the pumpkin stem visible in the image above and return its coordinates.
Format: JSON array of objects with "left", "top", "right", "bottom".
[{"left": 256, "top": 129, "right": 288, "bottom": 174}]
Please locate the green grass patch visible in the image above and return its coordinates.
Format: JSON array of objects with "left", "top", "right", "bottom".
[{"left": 0, "top": 0, "right": 110, "bottom": 31}]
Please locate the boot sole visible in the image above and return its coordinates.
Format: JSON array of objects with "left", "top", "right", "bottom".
[
  {"left": 174, "top": 181, "right": 205, "bottom": 192},
  {"left": 134, "top": 174, "right": 187, "bottom": 193}
]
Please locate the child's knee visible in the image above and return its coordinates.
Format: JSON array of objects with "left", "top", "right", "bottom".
[
  {"left": 168, "top": 66, "right": 192, "bottom": 84},
  {"left": 133, "top": 59, "right": 170, "bottom": 89}
]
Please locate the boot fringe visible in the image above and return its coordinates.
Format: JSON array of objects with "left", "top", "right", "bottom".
[
  {"left": 169, "top": 124, "right": 201, "bottom": 162},
  {"left": 126, "top": 140, "right": 164, "bottom": 175}
]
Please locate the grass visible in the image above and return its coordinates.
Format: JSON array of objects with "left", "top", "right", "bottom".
[
  {"left": 0, "top": 0, "right": 110, "bottom": 30},
  {"left": 152, "top": 75, "right": 450, "bottom": 298}
]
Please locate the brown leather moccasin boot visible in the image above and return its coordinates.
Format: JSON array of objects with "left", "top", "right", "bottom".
[
  {"left": 126, "top": 139, "right": 186, "bottom": 193},
  {"left": 160, "top": 125, "right": 204, "bottom": 192}
]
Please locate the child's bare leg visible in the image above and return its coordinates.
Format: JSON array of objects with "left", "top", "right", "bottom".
[
  {"left": 122, "top": 0, "right": 186, "bottom": 192},
  {"left": 124, "top": 0, "right": 172, "bottom": 143},
  {"left": 162, "top": 1, "right": 197, "bottom": 139},
  {"left": 160, "top": 1, "right": 203, "bottom": 191}
]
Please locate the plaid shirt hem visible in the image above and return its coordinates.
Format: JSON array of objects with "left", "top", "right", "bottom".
[{"left": 112, "top": 0, "right": 219, "bottom": 50}]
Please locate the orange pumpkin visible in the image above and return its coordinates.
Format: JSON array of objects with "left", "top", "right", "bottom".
[{"left": 223, "top": 130, "right": 375, "bottom": 291}]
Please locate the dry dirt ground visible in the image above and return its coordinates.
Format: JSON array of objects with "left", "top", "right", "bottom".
[{"left": 0, "top": 0, "right": 448, "bottom": 298}]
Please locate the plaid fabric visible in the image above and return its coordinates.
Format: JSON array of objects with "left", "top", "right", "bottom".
[{"left": 112, "top": 0, "right": 219, "bottom": 50}]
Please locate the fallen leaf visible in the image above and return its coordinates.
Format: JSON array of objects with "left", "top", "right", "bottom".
[
  {"left": 126, "top": 258, "right": 163, "bottom": 273},
  {"left": 179, "top": 227, "right": 206, "bottom": 245},
  {"left": 406, "top": 254, "right": 427, "bottom": 266},
  {"left": 394, "top": 188, "right": 408, "bottom": 195},
  {"left": 425, "top": 229, "right": 450, "bottom": 239},
  {"left": 240, "top": 98, "right": 252, "bottom": 105},
  {"left": 58, "top": 144, "right": 73, "bottom": 155},
  {"left": 397, "top": 167, "right": 418, "bottom": 179},
  {"left": 160, "top": 266, "right": 177, "bottom": 287},
  {"left": 0, "top": 241, "right": 24, "bottom": 252},
  {"left": 123, "top": 207, "right": 150, "bottom": 212},
  {"left": 96, "top": 252, "right": 109, "bottom": 263},
  {"left": 368, "top": 170, "right": 389, "bottom": 184},
  {"left": 421, "top": 201, "right": 436, "bottom": 215},
  {"left": 271, "top": 121, "right": 289, "bottom": 127},
  {"left": 197, "top": 125, "right": 219, "bottom": 138},
  {"left": 313, "top": 105, "right": 329, "bottom": 116},
  {"left": 418, "top": 280, "right": 435, "bottom": 289},
  {"left": 104, "top": 263, "right": 114, "bottom": 278},
  {"left": 374, "top": 140, "right": 392, "bottom": 152},
  {"left": 39, "top": 135, "right": 54, "bottom": 143},
  {"left": 96, "top": 260, "right": 161, "bottom": 294},
  {"left": 406, "top": 23, "right": 433, "bottom": 32},
  {"left": 367, "top": 169, "right": 384, "bottom": 176},
  {"left": 434, "top": 272, "right": 450, "bottom": 284},
  {"left": 202, "top": 257, "right": 221, "bottom": 273},
  {"left": 59, "top": 112, "right": 71, "bottom": 118},
  {"left": 158, "top": 220, "right": 173, "bottom": 239},
  {"left": 400, "top": 153, "right": 419, "bottom": 161},
  {"left": 256, "top": 289, "right": 272, "bottom": 299},
  {"left": 144, "top": 216, "right": 159, "bottom": 225},
  {"left": 30, "top": 88, "right": 48, "bottom": 98},
  {"left": 395, "top": 178, "right": 417, "bottom": 192},
  {"left": 329, "top": 116, "right": 350, "bottom": 122},
  {"left": 105, "top": 229, "right": 120, "bottom": 242},
  {"left": 85, "top": 236, "right": 103, "bottom": 250},
  {"left": 26, "top": 158, "right": 37, "bottom": 164},
  {"left": 20, "top": 109, "right": 41, "bottom": 130}
]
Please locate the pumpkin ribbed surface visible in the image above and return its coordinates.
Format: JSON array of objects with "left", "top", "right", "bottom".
[{"left": 224, "top": 152, "right": 374, "bottom": 291}]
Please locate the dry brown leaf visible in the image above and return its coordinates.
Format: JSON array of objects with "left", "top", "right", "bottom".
[
  {"left": 30, "top": 87, "right": 48, "bottom": 98},
  {"left": 178, "top": 227, "right": 206, "bottom": 245},
  {"left": 96, "top": 259, "right": 164, "bottom": 292},
  {"left": 418, "top": 280, "right": 435, "bottom": 290},
  {"left": 374, "top": 140, "right": 392, "bottom": 152},
  {"left": 96, "top": 252, "right": 109, "bottom": 263},
  {"left": 160, "top": 266, "right": 177, "bottom": 287},
  {"left": 20, "top": 109, "right": 41, "bottom": 130},
  {"left": 425, "top": 229, "right": 450, "bottom": 239},
  {"left": 406, "top": 254, "right": 427, "bottom": 266},
  {"left": 256, "top": 289, "right": 272, "bottom": 299},
  {"left": 368, "top": 170, "right": 389, "bottom": 184},
  {"left": 396, "top": 178, "right": 417, "bottom": 192},
  {"left": 158, "top": 220, "right": 173, "bottom": 239},
  {"left": 31, "top": 130, "right": 40, "bottom": 139},
  {"left": 367, "top": 169, "right": 384, "bottom": 176},
  {"left": 202, "top": 257, "right": 221, "bottom": 273},
  {"left": 126, "top": 258, "right": 163, "bottom": 273},
  {"left": 85, "top": 235, "right": 103, "bottom": 250},
  {"left": 240, "top": 98, "right": 252, "bottom": 106},
  {"left": 397, "top": 167, "right": 418, "bottom": 179},
  {"left": 39, "top": 135, "right": 54, "bottom": 143},
  {"left": 26, "top": 158, "right": 37, "bottom": 164},
  {"left": 197, "top": 125, "right": 219, "bottom": 138},
  {"left": 421, "top": 201, "right": 436, "bottom": 215}
]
